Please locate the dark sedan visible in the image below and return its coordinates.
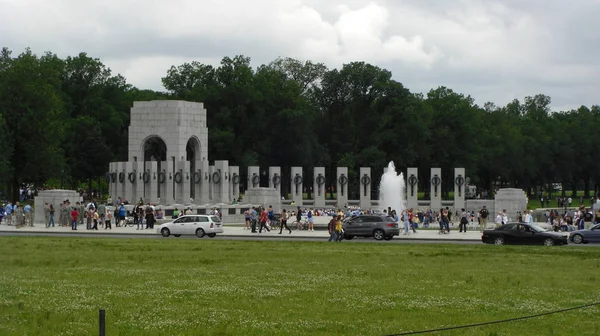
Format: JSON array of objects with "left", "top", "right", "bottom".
[
  {"left": 482, "top": 223, "right": 568, "bottom": 246},
  {"left": 569, "top": 224, "right": 600, "bottom": 244},
  {"left": 342, "top": 215, "right": 400, "bottom": 240}
]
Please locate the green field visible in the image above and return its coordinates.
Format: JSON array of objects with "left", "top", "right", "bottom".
[{"left": 1, "top": 238, "right": 599, "bottom": 335}]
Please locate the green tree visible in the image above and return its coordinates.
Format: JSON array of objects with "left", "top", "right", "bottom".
[{"left": 0, "top": 48, "right": 66, "bottom": 200}]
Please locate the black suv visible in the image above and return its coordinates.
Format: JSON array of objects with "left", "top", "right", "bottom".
[{"left": 342, "top": 215, "right": 400, "bottom": 240}]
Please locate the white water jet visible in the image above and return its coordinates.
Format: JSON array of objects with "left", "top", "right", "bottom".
[{"left": 379, "top": 161, "right": 407, "bottom": 216}]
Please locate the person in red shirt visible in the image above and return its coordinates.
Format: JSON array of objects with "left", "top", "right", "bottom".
[
  {"left": 259, "top": 207, "right": 270, "bottom": 233},
  {"left": 71, "top": 208, "right": 79, "bottom": 230}
]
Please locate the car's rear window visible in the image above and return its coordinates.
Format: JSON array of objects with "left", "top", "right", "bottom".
[{"left": 210, "top": 216, "right": 221, "bottom": 222}]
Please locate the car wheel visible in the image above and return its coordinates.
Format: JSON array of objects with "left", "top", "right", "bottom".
[
  {"left": 174, "top": 234, "right": 181, "bottom": 237},
  {"left": 384, "top": 235, "right": 393, "bottom": 241},
  {"left": 344, "top": 235, "right": 354, "bottom": 240},
  {"left": 494, "top": 237, "right": 505, "bottom": 245},
  {"left": 207, "top": 233, "right": 216, "bottom": 238},
  {"left": 161, "top": 228, "right": 170, "bottom": 237},
  {"left": 572, "top": 234, "right": 584, "bottom": 244},
  {"left": 543, "top": 238, "right": 555, "bottom": 246},
  {"left": 373, "top": 229, "right": 385, "bottom": 241},
  {"left": 196, "top": 228, "right": 205, "bottom": 238}
]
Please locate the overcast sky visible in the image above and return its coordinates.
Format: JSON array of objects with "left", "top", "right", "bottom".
[{"left": 1, "top": 0, "right": 598, "bottom": 110}]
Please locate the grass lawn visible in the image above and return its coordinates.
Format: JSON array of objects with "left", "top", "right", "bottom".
[{"left": 0, "top": 238, "right": 599, "bottom": 336}]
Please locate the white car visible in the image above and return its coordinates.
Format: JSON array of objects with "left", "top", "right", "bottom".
[{"left": 157, "top": 215, "right": 224, "bottom": 238}]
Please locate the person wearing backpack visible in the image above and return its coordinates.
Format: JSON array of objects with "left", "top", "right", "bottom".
[{"left": 479, "top": 206, "right": 489, "bottom": 232}]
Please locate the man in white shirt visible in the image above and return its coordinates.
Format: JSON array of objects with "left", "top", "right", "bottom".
[{"left": 524, "top": 210, "right": 532, "bottom": 224}]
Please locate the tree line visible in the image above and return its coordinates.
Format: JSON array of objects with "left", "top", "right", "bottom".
[{"left": 1, "top": 48, "right": 598, "bottom": 202}]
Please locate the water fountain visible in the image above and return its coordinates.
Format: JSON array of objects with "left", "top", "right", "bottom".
[{"left": 379, "top": 161, "right": 407, "bottom": 215}]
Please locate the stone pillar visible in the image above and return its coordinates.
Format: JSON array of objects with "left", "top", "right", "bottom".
[
  {"left": 359, "top": 167, "right": 372, "bottom": 210},
  {"left": 269, "top": 166, "right": 282, "bottom": 196},
  {"left": 133, "top": 161, "right": 145, "bottom": 202},
  {"left": 208, "top": 165, "right": 215, "bottom": 201},
  {"left": 229, "top": 166, "right": 240, "bottom": 202},
  {"left": 199, "top": 160, "right": 210, "bottom": 204},
  {"left": 118, "top": 162, "right": 127, "bottom": 203},
  {"left": 291, "top": 166, "right": 303, "bottom": 206},
  {"left": 313, "top": 167, "right": 326, "bottom": 207},
  {"left": 173, "top": 160, "right": 188, "bottom": 204},
  {"left": 160, "top": 160, "right": 175, "bottom": 205},
  {"left": 109, "top": 162, "right": 118, "bottom": 204},
  {"left": 406, "top": 167, "right": 419, "bottom": 210},
  {"left": 147, "top": 161, "right": 158, "bottom": 203},
  {"left": 454, "top": 168, "right": 466, "bottom": 212},
  {"left": 214, "top": 160, "right": 229, "bottom": 203},
  {"left": 248, "top": 166, "right": 260, "bottom": 189},
  {"left": 336, "top": 167, "right": 349, "bottom": 208},
  {"left": 126, "top": 162, "right": 136, "bottom": 203},
  {"left": 190, "top": 160, "right": 201, "bottom": 204},
  {"left": 430, "top": 168, "right": 442, "bottom": 211}
]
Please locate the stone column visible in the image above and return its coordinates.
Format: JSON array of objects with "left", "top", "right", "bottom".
[
  {"left": 454, "top": 168, "right": 466, "bottom": 211},
  {"left": 147, "top": 161, "right": 158, "bottom": 203},
  {"left": 359, "top": 167, "right": 372, "bottom": 210},
  {"left": 214, "top": 160, "right": 229, "bottom": 203},
  {"left": 406, "top": 167, "right": 419, "bottom": 210},
  {"left": 248, "top": 166, "right": 260, "bottom": 189},
  {"left": 109, "top": 162, "right": 118, "bottom": 203},
  {"left": 199, "top": 160, "right": 210, "bottom": 204},
  {"left": 191, "top": 160, "right": 202, "bottom": 204},
  {"left": 291, "top": 167, "right": 303, "bottom": 206},
  {"left": 126, "top": 162, "right": 136, "bottom": 203},
  {"left": 269, "top": 166, "right": 282, "bottom": 196},
  {"left": 133, "top": 161, "right": 144, "bottom": 204},
  {"left": 173, "top": 160, "right": 187, "bottom": 204},
  {"left": 208, "top": 165, "right": 215, "bottom": 202},
  {"left": 336, "top": 167, "right": 349, "bottom": 208},
  {"left": 160, "top": 160, "right": 175, "bottom": 205},
  {"left": 430, "top": 168, "right": 442, "bottom": 211},
  {"left": 313, "top": 167, "right": 326, "bottom": 207},
  {"left": 229, "top": 166, "right": 240, "bottom": 202},
  {"left": 118, "top": 162, "right": 128, "bottom": 202}
]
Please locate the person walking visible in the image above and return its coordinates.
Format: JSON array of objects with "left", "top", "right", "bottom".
[
  {"left": 328, "top": 216, "right": 338, "bottom": 242},
  {"left": 278, "top": 209, "right": 292, "bottom": 234},
  {"left": 259, "top": 207, "right": 270, "bottom": 233}
]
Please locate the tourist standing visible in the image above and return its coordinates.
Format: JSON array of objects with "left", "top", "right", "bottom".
[
  {"left": 92, "top": 210, "right": 99, "bottom": 230},
  {"left": 307, "top": 208, "right": 314, "bottom": 231},
  {"left": 71, "top": 207, "right": 79, "bottom": 230},
  {"left": 328, "top": 216, "right": 337, "bottom": 241},
  {"left": 46, "top": 204, "right": 54, "bottom": 227},
  {"left": 335, "top": 215, "right": 343, "bottom": 241},
  {"left": 479, "top": 206, "right": 489, "bottom": 232},
  {"left": 250, "top": 207, "right": 258, "bottom": 233},
  {"left": 244, "top": 209, "right": 250, "bottom": 230},
  {"left": 459, "top": 208, "right": 468, "bottom": 232}
]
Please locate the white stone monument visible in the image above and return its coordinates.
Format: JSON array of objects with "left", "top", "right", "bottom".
[
  {"left": 430, "top": 168, "right": 442, "bottom": 211},
  {"left": 336, "top": 167, "right": 349, "bottom": 207},
  {"left": 359, "top": 167, "right": 372, "bottom": 210},
  {"left": 406, "top": 167, "right": 419, "bottom": 210}
]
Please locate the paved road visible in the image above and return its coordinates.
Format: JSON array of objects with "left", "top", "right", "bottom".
[
  {"left": 0, "top": 231, "right": 483, "bottom": 244},
  {"left": 2, "top": 231, "right": 599, "bottom": 247}
]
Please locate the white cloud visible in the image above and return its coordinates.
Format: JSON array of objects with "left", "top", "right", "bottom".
[{"left": 0, "top": 0, "right": 598, "bottom": 110}]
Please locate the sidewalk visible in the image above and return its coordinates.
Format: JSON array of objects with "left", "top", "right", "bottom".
[{"left": 0, "top": 224, "right": 484, "bottom": 241}]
